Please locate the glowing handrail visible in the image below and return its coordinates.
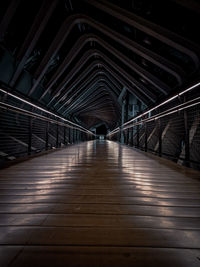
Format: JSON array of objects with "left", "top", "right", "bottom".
[
  {"left": 108, "top": 81, "right": 200, "bottom": 136},
  {"left": 0, "top": 88, "right": 94, "bottom": 135}
]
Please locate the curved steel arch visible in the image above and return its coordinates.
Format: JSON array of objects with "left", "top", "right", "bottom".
[
  {"left": 69, "top": 89, "right": 118, "bottom": 117},
  {"left": 61, "top": 77, "right": 121, "bottom": 118},
  {"left": 41, "top": 34, "right": 172, "bottom": 102},
  {"left": 54, "top": 65, "right": 151, "bottom": 112},
  {"left": 66, "top": 79, "right": 123, "bottom": 115},
  {"left": 28, "top": 14, "right": 185, "bottom": 97},
  {"left": 85, "top": 0, "right": 200, "bottom": 68},
  {"left": 58, "top": 73, "right": 122, "bottom": 113},
  {"left": 58, "top": 68, "right": 152, "bottom": 119},
  {"left": 51, "top": 50, "right": 157, "bottom": 108},
  {"left": 52, "top": 64, "right": 122, "bottom": 108}
]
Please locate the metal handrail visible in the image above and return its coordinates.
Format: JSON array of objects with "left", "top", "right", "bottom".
[
  {"left": 0, "top": 88, "right": 95, "bottom": 136},
  {"left": 107, "top": 81, "right": 200, "bottom": 136}
]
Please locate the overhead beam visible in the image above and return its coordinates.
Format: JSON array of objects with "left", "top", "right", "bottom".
[
  {"left": 40, "top": 34, "right": 171, "bottom": 102},
  {"left": 28, "top": 14, "right": 184, "bottom": 97},
  {"left": 52, "top": 62, "right": 121, "bottom": 108},
  {"left": 0, "top": 0, "right": 21, "bottom": 41},
  {"left": 67, "top": 80, "right": 122, "bottom": 115},
  {"left": 84, "top": 0, "right": 200, "bottom": 68},
  {"left": 53, "top": 59, "right": 152, "bottom": 110},
  {"left": 59, "top": 73, "right": 121, "bottom": 114},
  {"left": 9, "top": 0, "right": 58, "bottom": 87}
]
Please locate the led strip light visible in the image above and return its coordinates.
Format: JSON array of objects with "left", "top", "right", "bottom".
[
  {"left": 0, "top": 88, "right": 94, "bottom": 135},
  {"left": 122, "top": 100, "right": 200, "bottom": 132},
  {"left": 108, "top": 100, "right": 200, "bottom": 137},
  {"left": 107, "top": 81, "right": 200, "bottom": 136}
]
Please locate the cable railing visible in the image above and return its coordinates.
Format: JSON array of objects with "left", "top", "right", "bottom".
[
  {"left": 108, "top": 82, "right": 200, "bottom": 170},
  {"left": 0, "top": 88, "right": 95, "bottom": 166}
]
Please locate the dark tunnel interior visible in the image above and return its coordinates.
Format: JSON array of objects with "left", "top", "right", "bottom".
[
  {"left": 0, "top": 1, "right": 200, "bottom": 266},
  {"left": 0, "top": 0, "right": 199, "bottom": 169},
  {"left": 96, "top": 124, "right": 108, "bottom": 135},
  {"left": 0, "top": 0, "right": 200, "bottom": 169}
]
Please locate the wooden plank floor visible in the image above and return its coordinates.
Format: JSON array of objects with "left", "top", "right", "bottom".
[{"left": 0, "top": 140, "right": 200, "bottom": 267}]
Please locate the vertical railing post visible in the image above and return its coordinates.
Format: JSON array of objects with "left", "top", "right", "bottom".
[
  {"left": 126, "top": 129, "right": 129, "bottom": 145},
  {"left": 130, "top": 127, "right": 133, "bottom": 147},
  {"left": 118, "top": 131, "right": 120, "bottom": 143},
  {"left": 125, "top": 92, "right": 130, "bottom": 145},
  {"left": 64, "top": 126, "right": 66, "bottom": 146},
  {"left": 45, "top": 121, "right": 49, "bottom": 151},
  {"left": 121, "top": 100, "right": 125, "bottom": 144},
  {"left": 72, "top": 129, "right": 75, "bottom": 143},
  {"left": 79, "top": 131, "right": 81, "bottom": 142},
  {"left": 28, "top": 117, "right": 32, "bottom": 155},
  {"left": 74, "top": 129, "right": 76, "bottom": 143},
  {"left": 158, "top": 119, "right": 162, "bottom": 157},
  {"left": 184, "top": 107, "right": 190, "bottom": 167},
  {"left": 75, "top": 129, "right": 77, "bottom": 143},
  {"left": 137, "top": 123, "right": 140, "bottom": 148},
  {"left": 68, "top": 128, "right": 71, "bottom": 144},
  {"left": 56, "top": 123, "right": 59, "bottom": 148},
  {"left": 76, "top": 130, "right": 78, "bottom": 143},
  {"left": 145, "top": 123, "right": 148, "bottom": 152}
]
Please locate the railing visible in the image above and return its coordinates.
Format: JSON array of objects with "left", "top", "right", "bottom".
[
  {"left": 0, "top": 88, "right": 94, "bottom": 166},
  {"left": 108, "top": 82, "right": 200, "bottom": 170}
]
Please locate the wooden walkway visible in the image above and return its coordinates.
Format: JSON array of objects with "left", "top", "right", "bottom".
[{"left": 0, "top": 140, "right": 200, "bottom": 267}]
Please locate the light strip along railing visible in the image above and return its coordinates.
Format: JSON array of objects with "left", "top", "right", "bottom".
[
  {"left": 107, "top": 81, "right": 200, "bottom": 136},
  {"left": 122, "top": 97, "right": 200, "bottom": 131},
  {"left": 0, "top": 102, "right": 87, "bottom": 132},
  {"left": 108, "top": 99, "right": 200, "bottom": 137},
  {"left": 0, "top": 88, "right": 94, "bottom": 136}
]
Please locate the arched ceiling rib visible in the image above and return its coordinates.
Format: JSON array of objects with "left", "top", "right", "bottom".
[
  {"left": 0, "top": 0, "right": 200, "bottom": 129},
  {"left": 40, "top": 34, "right": 172, "bottom": 101}
]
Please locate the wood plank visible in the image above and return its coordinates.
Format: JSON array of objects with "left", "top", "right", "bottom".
[{"left": 0, "top": 140, "right": 200, "bottom": 266}]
